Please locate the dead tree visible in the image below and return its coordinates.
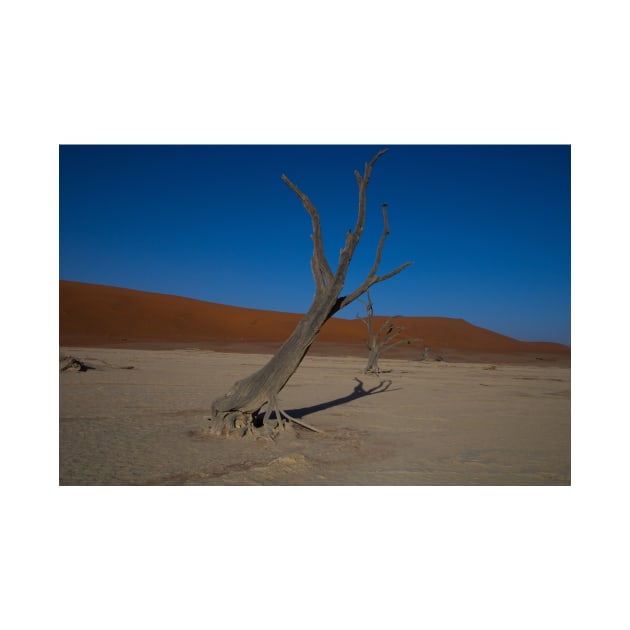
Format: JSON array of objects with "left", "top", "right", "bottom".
[
  {"left": 207, "top": 149, "right": 412, "bottom": 437},
  {"left": 357, "top": 289, "right": 420, "bottom": 374}
]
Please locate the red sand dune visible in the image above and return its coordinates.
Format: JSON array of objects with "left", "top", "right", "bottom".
[{"left": 59, "top": 280, "right": 570, "bottom": 364}]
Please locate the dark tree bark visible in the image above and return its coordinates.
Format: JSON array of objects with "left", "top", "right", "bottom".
[
  {"left": 207, "top": 149, "right": 412, "bottom": 437},
  {"left": 357, "top": 289, "right": 420, "bottom": 375}
]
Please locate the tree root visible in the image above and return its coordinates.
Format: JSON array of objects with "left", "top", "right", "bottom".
[
  {"left": 263, "top": 392, "right": 323, "bottom": 433},
  {"left": 206, "top": 391, "right": 322, "bottom": 439}
]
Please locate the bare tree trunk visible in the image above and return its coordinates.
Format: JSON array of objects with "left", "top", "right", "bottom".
[
  {"left": 358, "top": 290, "right": 420, "bottom": 375},
  {"left": 207, "top": 149, "right": 412, "bottom": 437}
]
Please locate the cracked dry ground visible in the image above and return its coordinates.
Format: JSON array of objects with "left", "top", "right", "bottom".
[{"left": 59, "top": 348, "right": 570, "bottom": 485}]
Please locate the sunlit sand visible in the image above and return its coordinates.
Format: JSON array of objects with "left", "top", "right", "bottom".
[{"left": 60, "top": 347, "right": 570, "bottom": 485}]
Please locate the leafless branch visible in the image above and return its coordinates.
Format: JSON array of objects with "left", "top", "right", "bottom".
[
  {"left": 281, "top": 174, "right": 334, "bottom": 293},
  {"left": 339, "top": 261, "right": 413, "bottom": 311},
  {"left": 336, "top": 149, "right": 389, "bottom": 273},
  {"left": 210, "top": 148, "right": 415, "bottom": 436}
]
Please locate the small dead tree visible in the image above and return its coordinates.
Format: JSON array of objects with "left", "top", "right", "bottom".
[
  {"left": 207, "top": 149, "right": 412, "bottom": 437},
  {"left": 357, "top": 289, "right": 420, "bottom": 374}
]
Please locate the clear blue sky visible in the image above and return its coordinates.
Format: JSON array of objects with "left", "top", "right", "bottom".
[{"left": 59, "top": 145, "right": 570, "bottom": 345}]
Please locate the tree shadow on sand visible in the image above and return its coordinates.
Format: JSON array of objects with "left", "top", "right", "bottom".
[{"left": 285, "top": 377, "right": 400, "bottom": 419}]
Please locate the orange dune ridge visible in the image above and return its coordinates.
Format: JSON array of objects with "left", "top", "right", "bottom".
[{"left": 59, "top": 280, "right": 570, "bottom": 363}]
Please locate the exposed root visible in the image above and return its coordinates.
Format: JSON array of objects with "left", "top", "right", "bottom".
[
  {"left": 263, "top": 392, "right": 322, "bottom": 434},
  {"left": 276, "top": 408, "right": 322, "bottom": 433},
  {"left": 206, "top": 391, "right": 322, "bottom": 439},
  {"left": 205, "top": 410, "right": 249, "bottom": 437}
]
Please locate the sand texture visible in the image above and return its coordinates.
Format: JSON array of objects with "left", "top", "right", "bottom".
[
  {"left": 59, "top": 280, "right": 570, "bottom": 364},
  {"left": 60, "top": 347, "right": 570, "bottom": 485}
]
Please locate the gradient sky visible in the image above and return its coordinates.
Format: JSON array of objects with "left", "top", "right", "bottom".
[{"left": 59, "top": 145, "right": 570, "bottom": 345}]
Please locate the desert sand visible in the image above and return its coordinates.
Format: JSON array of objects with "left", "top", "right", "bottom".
[
  {"left": 59, "top": 280, "right": 570, "bottom": 364},
  {"left": 59, "top": 347, "right": 570, "bottom": 485},
  {"left": 59, "top": 280, "right": 570, "bottom": 485}
]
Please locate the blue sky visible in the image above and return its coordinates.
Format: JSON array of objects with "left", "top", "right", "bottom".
[{"left": 59, "top": 145, "right": 570, "bottom": 345}]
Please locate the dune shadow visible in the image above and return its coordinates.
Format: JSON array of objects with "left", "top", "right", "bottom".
[{"left": 286, "top": 377, "right": 400, "bottom": 419}]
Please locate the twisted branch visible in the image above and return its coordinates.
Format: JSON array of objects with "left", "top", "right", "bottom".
[
  {"left": 338, "top": 200, "right": 413, "bottom": 310},
  {"left": 281, "top": 174, "right": 334, "bottom": 294},
  {"left": 282, "top": 148, "right": 410, "bottom": 310}
]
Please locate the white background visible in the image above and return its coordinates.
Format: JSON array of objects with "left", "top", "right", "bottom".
[{"left": 2, "top": 1, "right": 627, "bottom": 628}]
